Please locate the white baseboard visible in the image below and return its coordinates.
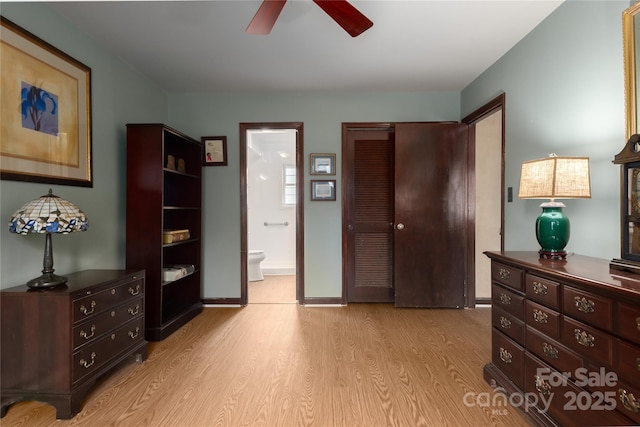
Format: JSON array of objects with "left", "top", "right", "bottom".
[{"left": 262, "top": 267, "right": 296, "bottom": 275}]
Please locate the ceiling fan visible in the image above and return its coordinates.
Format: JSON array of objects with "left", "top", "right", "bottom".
[{"left": 246, "top": 0, "right": 373, "bottom": 37}]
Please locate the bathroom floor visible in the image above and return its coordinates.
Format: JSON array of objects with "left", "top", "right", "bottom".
[{"left": 249, "top": 274, "right": 297, "bottom": 304}]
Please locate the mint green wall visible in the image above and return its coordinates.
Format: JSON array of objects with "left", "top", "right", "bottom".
[
  {"left": 1, "top": 0, "right": 631, "bottom": 297},
  {"left": 169, "top": 93, "right": 460, "bottom": 298},
  {"left": 462, "top": 0, "right": 628, "bottom": 260},
  {"left": 0, "top": 3, "right": 168, "bottom": 288}
]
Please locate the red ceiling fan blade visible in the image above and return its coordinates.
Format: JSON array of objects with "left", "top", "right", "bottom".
[
  {"left": 246, "top": 0, "right": 288, "bottom": 35},
  {"left": 312, "top": 0, "right": 373, "bottom": 37}
]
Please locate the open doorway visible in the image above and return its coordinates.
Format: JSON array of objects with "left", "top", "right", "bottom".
[
  {"left": 462, "top": 93, "right": 505, "bottom": 305},
  {"left": 240, "top": 123, "right": 304, "bottom": 305}
]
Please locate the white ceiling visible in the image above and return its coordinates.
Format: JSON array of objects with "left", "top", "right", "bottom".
[{"left": 46, "top": 0, "right": 564, "bottom": 93}]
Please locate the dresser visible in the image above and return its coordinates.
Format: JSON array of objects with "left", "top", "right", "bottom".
[
  {"left": 0, "top": 270, "right": 147, "bottom": 419},
  {"left": 485, "top": 251, "right": 640, "bottom": 426}
]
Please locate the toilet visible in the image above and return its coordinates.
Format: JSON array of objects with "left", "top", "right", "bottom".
[{"left": 248, "top": 250, "right": 266, "bottom": 281}]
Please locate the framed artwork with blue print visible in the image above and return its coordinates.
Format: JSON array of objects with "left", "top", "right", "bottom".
[{"left": 0, "top": 17, "right": 92, "bottom": 187}]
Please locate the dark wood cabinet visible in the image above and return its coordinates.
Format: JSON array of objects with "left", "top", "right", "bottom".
[
  {"left": 0, "top": 270, "right": 147, "bottom": 419},
  {"left": 126, "top": 124, "right": 203, "bottom": 341},
  {"left": 485, "top": 251, "right": 640, "bottom": 426}
]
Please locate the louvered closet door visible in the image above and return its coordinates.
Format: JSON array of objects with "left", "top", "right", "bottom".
[{"left": 344, "top": 128, "right": 395, "bottom": 302}]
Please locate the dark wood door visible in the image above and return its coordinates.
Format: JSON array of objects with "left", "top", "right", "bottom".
[
  {"left": 344, "top": 127, "right": 395, "bottom": 302},
  {"left": 393, "top": 122, "right": 468, "bottom": 307}
]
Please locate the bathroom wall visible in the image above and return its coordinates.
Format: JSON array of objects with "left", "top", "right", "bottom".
[{"left": 247, "top": 130, "right": 297, "bottom": 274}]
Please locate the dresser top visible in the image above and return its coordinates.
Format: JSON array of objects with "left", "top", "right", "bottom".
[
  {"left": 1, "top": 270, "right": 145, "bottom": 294},
  {"left": 485, "top": 251, "right": 640, "bottom": 299}
]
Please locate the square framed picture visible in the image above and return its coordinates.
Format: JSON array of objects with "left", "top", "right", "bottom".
[
  {"left": 1, "top": 17, "right": 92, "bottom": 187},
  {"left": 310, "top": 153, "right": 336, "bottom": 175},
  {"left": 202, "top": 136, "right": 227, "bottom": 166},
  {"left": 311, "top": 180, "right": 336, "bottom": 201}
]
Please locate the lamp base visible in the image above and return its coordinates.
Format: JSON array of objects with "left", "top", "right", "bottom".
[
  {"left": 539, "top": 249, "right": 567, "bottom": 260},
  {"left": 26, "top": 272, "right": 68, "bottom": 288},
  {"left": 536, "top": 202, "right": 570, "bottom": 259}
]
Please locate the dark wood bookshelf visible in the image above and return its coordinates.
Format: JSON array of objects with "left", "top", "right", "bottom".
[{"left": 126, "top": 124, "right": 202, "bottom": 341}]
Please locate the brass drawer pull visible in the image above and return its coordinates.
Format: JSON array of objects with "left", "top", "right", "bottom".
[
  {"left": 128, "top": 326, "right": 140, "bottom": 339},
  {"left": 574, "top": 328, "right": 595, "bottom": 347},
  {"left": 499, "top": 293, "right": 511, "bottom": 305},
  {"left": 498, "top": 268, "right": 511, "bottom": 280},
  {"left": 636, "top": 317, "right": 640, "bottom": 331},
  {"left": 532, "top": 281, "right": 548, "bottom": 295},
  {"left": 574, "top": 296, "right": 595, "bottom": 313},
  {"left": 80, "top": 352, "right": 96, "bottom": 369},
  {"left": 636, "top": 357, "right": 640, "bottom": 371},
  {"left": 80, "top": 325, "right": 96, "bottom": 340},
  {"left": 543, "top": 342, "right": 559, "bottom": 359},
  {"left": 618, "top": 388, "right": 640, "bottom": 413},
  {"left": 80, "top": 301, "right": 96, "bottom": 316},
  {"left": 499, "top": 347, "right": 512, "bottom": 364},
  {"left": 129, "top": 284, "right": 140, "bottom": 296},
  {"left": 533, "top": 309, "right": 549, "bottom": 324},
  {"left": 534, "top": 375, "right": 551, "bottom": 396},
  {"left": 111, "top": 289, "right": 116, "bottom": 295},
  {"left": 128, "top": 304, "right": 140, "bottom": 316},
  {"left": 499, "top": 316, "right": 511, "bottom": 329}
]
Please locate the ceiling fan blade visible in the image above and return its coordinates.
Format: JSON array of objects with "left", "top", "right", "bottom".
[
  {"left": 246, "top": 0, "right": 288, "bottom": 35},
  {"left": 312, "top": 0, "right": 373, "bottom": 37}
]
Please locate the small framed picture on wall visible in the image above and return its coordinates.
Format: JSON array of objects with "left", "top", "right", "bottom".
[
  {"left": 310, "top": 153, "right": 336, "bottom": 175},
  {"left": 311, "top": 180, "right": 336, "bottom": 201},
  {"left": 202, "top": 136, "right": 227, "bottom": 166}
]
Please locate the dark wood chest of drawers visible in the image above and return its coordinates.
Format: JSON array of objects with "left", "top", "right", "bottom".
[
  {"left": 0, "top": 270, "right": 148, "bottom": 419},
  {"left": 485, "top": 252, "right": 640, "bottom": 426}
]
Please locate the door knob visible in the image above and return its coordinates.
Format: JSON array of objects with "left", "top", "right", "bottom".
[{"left": 396, "top": 223, "right": 405, "bottom": 230}]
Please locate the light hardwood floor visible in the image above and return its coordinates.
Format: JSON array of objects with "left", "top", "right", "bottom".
[
  {"left": 1, "top": 304, "right": 532, "bottom": 427},
  {"left": 249, "top": 275, "right": 297, "bottom": 304}
]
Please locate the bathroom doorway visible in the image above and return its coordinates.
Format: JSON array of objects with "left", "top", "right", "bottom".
[{"left": 240, "top": 123, "right": 304, "bottom": 305}]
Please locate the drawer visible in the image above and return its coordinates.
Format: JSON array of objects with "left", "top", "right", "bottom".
[
  {"left": 563, "top": 286, "right": 612, "bottom": 332},
  {"left": 492, "top": 329, "right": 524, "bottom": 390},
  {"left": 524, "top": 353, "right": 631, "bottom": 427},
  {"left": 562, "top": 317, "right": 613, "bottom": 367},
  {"left": 617, "top": 302, "right": 640, "bottom": 344},
  {"left": 73, "top": 296, "right": 144, "bottom": 350},
  {"left": 491, "top": 262, "right": 523, "bottom": 291},
  {"left": 73, "top": 278, "right": 144, "bottom": 323},
  {"left": 617, "top": 380, "right": 640, "bottom": 424},
  {"left": 525, "top": 300, "right": 560, "bottom": 339},
  {"left": 584, "top": 361, "right": 640, "bottom": 425},
  {"left": 492, "top": 306, "right": 524, "bottom": 345},
  {"left": 492, "top": 283, "right": 524, "bottom": 319},
  {"left": 73, "top": 317, "right": 144, "bottom": 383},
  {"left": 525, "top": 273, "right": 560, "bottom": 309},
  {"left": 615, "top": 339, "right": 640, "bottom": 387},
  {"left": 526, "top": 326, "right": 582, "bottom": 376}
]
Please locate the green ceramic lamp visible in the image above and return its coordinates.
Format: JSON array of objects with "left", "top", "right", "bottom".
[{"left": 519, "top": 154, "right": 591, "bottom": 260}]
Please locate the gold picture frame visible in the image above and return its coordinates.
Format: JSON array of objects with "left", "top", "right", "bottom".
[
  {"left": 1, "top": 17, "right": 92, "bottom": 187},
  {"left": 310, "top": 153, "right": 336, "bottom": 175}
]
